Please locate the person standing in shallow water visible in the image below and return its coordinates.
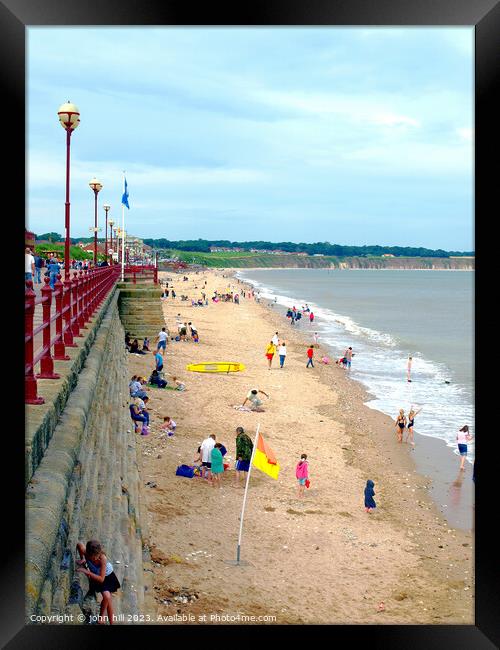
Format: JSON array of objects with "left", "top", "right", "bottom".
[
  {"left": 456, "top": 425, "right": 473, "bottom": 470},
  {"left": 407, "top": 355, "right": 413, "bottom": 382}
]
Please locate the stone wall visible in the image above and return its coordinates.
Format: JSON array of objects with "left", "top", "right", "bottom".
[
  {"left": 118, "top": 284, "right": 166, "bottom": 341},
  {"left": 26, "top": 287, "right": 156, "bottom": 623}
]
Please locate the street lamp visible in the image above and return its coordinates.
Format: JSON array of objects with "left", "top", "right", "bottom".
[
  {"left": 89, "top": 177, "right": 103, "bottom": 264},
  {"left": 103, "top": 204, "right": 110, "bottom": 265},
  {"left": 116, "top": 227, "right": 121, "bottom": 262},
  {"left": 109, "top": 219, "right": 115, "bottom": 264},
  {"left": 58, "top": 101, "right": 80, "bottom": 278}
]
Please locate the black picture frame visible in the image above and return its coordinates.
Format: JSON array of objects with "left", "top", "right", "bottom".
[{"left": 5, "top": 0, "right": 497, "bottom": 646}]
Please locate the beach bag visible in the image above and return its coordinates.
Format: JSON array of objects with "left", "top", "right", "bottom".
[
  {"left": 175, "top": 464, "right": 194, "bottom": 478},
  {"left": 305, "top": 479, "right": 311, "bottom": 489}
]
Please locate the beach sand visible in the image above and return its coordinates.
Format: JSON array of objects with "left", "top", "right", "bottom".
[{"left": 127, "top": 270, "right": 473, "bottom": 625}]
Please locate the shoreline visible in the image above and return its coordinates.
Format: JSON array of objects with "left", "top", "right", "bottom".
[
  {"left": 127, "top": 269, "right": 473, "bottom": 624},
  {"left": 234, "top": 271, "right": 474, "bottom": 531}
]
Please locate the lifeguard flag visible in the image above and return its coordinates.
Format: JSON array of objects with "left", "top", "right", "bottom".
[{"left": 252, "top": 433, "right": 280, "bottom": 480}]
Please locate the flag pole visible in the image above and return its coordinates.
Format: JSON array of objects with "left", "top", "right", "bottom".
[
  {"left": 236, "top": 423, "right": 260, "bottom": 565},
  {"left": 121, "top": 171, "right": 125, "bottom": 282}
]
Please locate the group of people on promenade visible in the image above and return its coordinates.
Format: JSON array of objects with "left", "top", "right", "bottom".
[{"left": 25, "top": 247, "right": 111, "bottom": 287}]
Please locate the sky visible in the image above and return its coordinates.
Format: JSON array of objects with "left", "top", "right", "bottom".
[{"left": 27, "top": 27, "right": 474, "bottom": 250}]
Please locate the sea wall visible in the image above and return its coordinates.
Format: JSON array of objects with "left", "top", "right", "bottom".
[
  {"left": 25, "top": 288, "right": 156, "bottom": 623},
  {"left": 118, "top": 284, "right": 166, "bottom": 340}
]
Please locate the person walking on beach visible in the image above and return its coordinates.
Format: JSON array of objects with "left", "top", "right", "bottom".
[
  {"left": 234, "top": 426, "right": 253, "bottom": 485},
  {"left": 265, "top": 341, "right": 277, "bottom": 369},
  {"left": 278, "top": 341, "right": 287, "bottom": 368},
  {"left": 306, "top": 344, "right": 315, "bottom": 368},
  {"left": 457, "top": 425, "right": 473, "bottom": 470},
  {"left": 200, "top": 434, "right": 216, "bottom": 481},
  {"left": 156, "top": 327, "right": 168, "bottom": 353},
  {"left": 154, "top": 349, "right": 164, "bottom": 372},
  {"left": 395, "top": 409, "right": 407, "bottom": 443},
  {"left": 407, "top": 355, "right": 413, "bottom": 382},
  {"left": 309, "top": 311, "right": 314, "bottom": 324},
  {"left": 210, "top": 443, "right": 225, "bottom": 488},
  {"left": 364, "top": 480, "right": 376, "bottom": 513},
  {"left": 296, "top": 454, "right": 309, "bottom": 498},
  {"left": 272, "top": 332, "right": 280, "bottom": 347},
  {"left": 405, "top": 406, "right": 422, "bottom": 447},
  {"left": 314, "top": 332, "right": 319, "bottom": 345}
]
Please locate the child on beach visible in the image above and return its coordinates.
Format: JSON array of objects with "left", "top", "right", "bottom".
[
  {"left": 296, "top": 454, "right": 309, "bottom": 498},
  {"left": 364, "top": 480, "right": 376, "bottom": 512},
  {"left": 306, "top": 345, "right": 314, "bottom": 368},
  {"left": 161, "top": 416, "right": 177, "bottom": 437},
  {"left": 457, "top": 425, "right": 473, "bottom": 470},
  {"left": 265, "top": 341, "right": 277, "bottom": 369},
  {"left": 172, "top": 376, "right": 186, "bottom": 391},
  {"left": 76, "top": 540, "right": 120, "bottom": 624}
]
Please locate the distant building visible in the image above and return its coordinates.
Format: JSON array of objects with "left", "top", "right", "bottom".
[
  {"left": 382, "top": 253, "right": 395, "bottom": 257},
  {"left": 313, "top": 253, "right": 324, "bottom": 257},
  {"left": 297, "top": 252, "right": 308, "bottom": 257}
]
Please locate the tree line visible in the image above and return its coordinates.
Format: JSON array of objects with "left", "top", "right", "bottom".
[{"left": 34, "top": 233, "right": 473, "bottom": 258}]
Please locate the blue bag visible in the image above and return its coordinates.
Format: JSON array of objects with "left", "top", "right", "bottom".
[{"left": 175, "top": 464, "right": 194, "bottom": 478}]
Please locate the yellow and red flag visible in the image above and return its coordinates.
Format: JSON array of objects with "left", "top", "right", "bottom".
[{"left": 252, "top": 433, "right": 280, "bottom": 480}]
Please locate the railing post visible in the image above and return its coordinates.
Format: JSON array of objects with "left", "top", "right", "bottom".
[
  {"left": 77, "top": 270, "right": 87, "bottom": 329},
  {"left": 71, "top": 271, "right": 81, "bottom": 337},
  {"left": 25, "top": 279, "right": 45, "bottom": 404},
  {"left": 63, "top": 274, "right": 77, "bottom": 347},
  {"left": 53, "top": 274, "right": 70, "bottom": 360},
  {"left": 36, "top": 277, "right": 61, "bottom": 379},
  {"left": 81, "top": 269, "right": 90, "bottom": 325},
  {"left": 154, "top": 267, "right": 158, "bottom": 284}
]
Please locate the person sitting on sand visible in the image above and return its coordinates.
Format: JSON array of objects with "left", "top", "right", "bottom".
[
  {"left": 142, "top": 337, "right": 150, "bottom": 352},
  {"left": 160, "top": 416, "right": 176, "bottom": 437},
  {"left": 129, "top": 401, "right": 148, "bottom": 434},
  {"left": 129, "top": 338, "right": 147, "bottom": 354},
  {"left": 125, "top": 332, "right": 131, "bottom": 350},
  {"left": 241, "top": 388, "right": 269, "bottom": 412},
  {"left": 76, "top": 540, "right": 120, "bottom": 625},
  {"left": 130, "top": 377, "right": 148, "bottom": 400},
  {"left": 172, "top": 376, "right": 186, "bottom": 391},
  {"left": 149, "top": 369, "right": 167, "bottom": 388}
]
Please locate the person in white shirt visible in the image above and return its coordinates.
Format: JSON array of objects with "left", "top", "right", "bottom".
[
  {"left": 278, "top": 342, "right": 287, "bottom": 369},
  {"left": 25, "top": 247, "right": 35, "bottom": 282},
  {"left": 271, "top": 332, "right": 279, "bottom": 346},
  {"left": 200, "top": 434, "right": 216, "bottom": 480},
  {"left": 155, "top": 327, "right": 168, "bottom": 353}
]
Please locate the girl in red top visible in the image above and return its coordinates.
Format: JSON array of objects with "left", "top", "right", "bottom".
[{"left": 306, "top": 345, "right": 314, "bottom": 368}]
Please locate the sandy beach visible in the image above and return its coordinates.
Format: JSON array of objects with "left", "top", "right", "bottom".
[{"left": 126, "top": 270, "right": 473, "bottom": 625}]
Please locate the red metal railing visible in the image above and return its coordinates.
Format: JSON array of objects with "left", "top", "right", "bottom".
[
  {"left": 25, "top": 266, "right": 121, "bottom": 404},
  {"left": 123, "top": 264, "right": 158, "bottom": 284}
]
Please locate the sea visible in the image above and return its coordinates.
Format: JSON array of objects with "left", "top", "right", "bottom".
[{"left": 236, "top": 269, "right": 474, "bottom": 463}]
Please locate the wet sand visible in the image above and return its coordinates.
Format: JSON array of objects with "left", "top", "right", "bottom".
[{"left": 127, "top": 269, "right": 474, "bottom": 625}]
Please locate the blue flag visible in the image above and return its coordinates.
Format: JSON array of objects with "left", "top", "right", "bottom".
[{"left": 122, "top": 176, "right": 130, "bottom": 209}]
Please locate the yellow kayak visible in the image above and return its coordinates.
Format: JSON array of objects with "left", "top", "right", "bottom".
[{"left": 186, "top": 362, "right": 245, "bottom": 373}]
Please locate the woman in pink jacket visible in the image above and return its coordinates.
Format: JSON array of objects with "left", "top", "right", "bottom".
[{"left": 296, "top": 453, "right": 309, "bottom": 498}]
